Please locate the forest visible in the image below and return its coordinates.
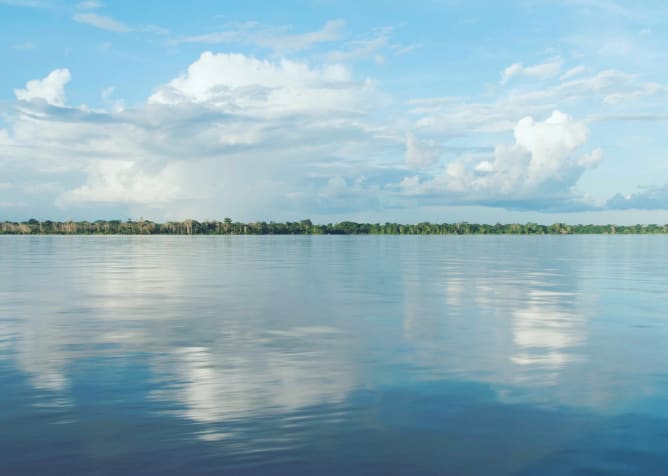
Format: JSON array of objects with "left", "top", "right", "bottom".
[{"left": 1, "top": 219, "right": 668, "bottom": 235}]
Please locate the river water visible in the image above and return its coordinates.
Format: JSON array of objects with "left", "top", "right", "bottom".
[{"left": 1, "top": 235, "right": 667, "bottom": 474}]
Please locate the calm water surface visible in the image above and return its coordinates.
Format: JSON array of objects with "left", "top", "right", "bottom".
[{"left": 1, "top": 236, "right": 668, "bottom": 475}]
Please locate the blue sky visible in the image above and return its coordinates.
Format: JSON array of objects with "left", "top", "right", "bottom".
[{"left": 1, "top": 0, "right": 667, "bottom": 223}]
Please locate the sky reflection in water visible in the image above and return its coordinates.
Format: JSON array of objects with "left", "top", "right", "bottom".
[{"left": 1, "top": 236, "right": 667, "bottom": 475}]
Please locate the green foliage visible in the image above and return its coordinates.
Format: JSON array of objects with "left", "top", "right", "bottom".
[{"left": 1, "top": 219, "right": 667, "bottom": 235}]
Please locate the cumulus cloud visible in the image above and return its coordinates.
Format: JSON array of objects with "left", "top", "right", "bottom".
[
  {"left": 501, "top": 58, "right": 563, "bottom": 84},
  {"left": 2, "top": 52, "right": 664, "bottom": 219},
  {"left": 58, "top": 160, "right": 188, "bottom": 206},
  {"left": 2, "top": 61, "right": 392, "bottom": 219},
  {"left": 149, "top": 51, "right": 373, "bottom": 116},
  {"left": 14, "top": 68, "right": 71, "bottom": 106},
  {"left": 405, "top": 132, "right": 442, "bottom": 169},
  {"left": 401, "top": 111, "right": 601, "bottom": 210}
]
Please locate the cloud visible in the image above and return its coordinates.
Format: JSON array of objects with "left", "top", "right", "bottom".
[
  {"left": 11, "top": 41, "right": 37, "bottom": 50},
  {"left": 412, "top": 68, "right": 667, "bottom": 137},
  {"left": 392, "top": 43, "right": 419, "bottom": 55},
  {"left": 405, "top": 132, "right": 442, "bottom": 169},
  {"left": 327, "top": 28, "right": 391, "bottom": 63},
  {"left": 139, "top": 24, "right": 168, "bottom": 35},
  {"left": 401, "top": 110, "right": 602, "bottom": 211},
  {"left": 602, "top": 81, "right": 662, "bottom": 104},
  {"left": 149, "top": 51, "right": 373, "bottom": 116},
  {"left": 100, "top": 86, "right": 115, "bottom": 100},
  {"left": 58, "top": 160, "right": 188, "bottom": 205},
  {"left": 76, "top": 0, "right": 102, "bottom": 9},
  {"left": 325, "top": 27, "right": 413, "bottom": 64},
  {"left": 501, "top": 58, "right": 563, "bottom": 85},
  {"left": 1, "top": 60, "right": 391, "bottom": 219},
  {"left": 606, "top": 185, "right": 668, "bottom": 210},
  {"left": 1, "top": 51, "right": 664, "bottom": 220},
  {"left": 560, "top": 65, "right": 587, "bottom": 81},
  {"left": 71, "top": 8, "right": 167, "bottom": 35},
  {"left": 73, "top": 12, "right": 129, "bottom": 32},
  {"left": 169, "top": 20, "right": 344, "bottom": 51},
  {"left": 14, "top": 68, "right": 71, "bottom": 106}
]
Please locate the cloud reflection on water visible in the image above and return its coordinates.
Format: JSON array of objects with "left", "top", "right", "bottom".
[{"left": 1, "top": 235, "right": 667, "bottom": 435}]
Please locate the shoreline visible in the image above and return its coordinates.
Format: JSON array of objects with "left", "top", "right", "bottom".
[{"left": 2, "top": 219, "right": 667, "bottom": 235}]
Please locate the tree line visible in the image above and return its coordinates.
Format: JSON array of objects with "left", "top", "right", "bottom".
[{"left": 1, "top": 218, "right": 667, "bottom": 235}]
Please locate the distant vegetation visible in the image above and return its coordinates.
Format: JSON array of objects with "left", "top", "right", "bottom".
[{"left": 1, "top": 218, "right": 668, "bottom": 235}]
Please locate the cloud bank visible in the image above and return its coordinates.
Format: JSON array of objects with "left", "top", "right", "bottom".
[
  {"left": 401, "top": 111, "right": 602, "bottom": 210},
  {"left": 2, "top": 45, "right": 668, "bottom": 221}
]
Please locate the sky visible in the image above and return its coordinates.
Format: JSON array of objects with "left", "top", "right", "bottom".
[{"left": 1, "top": 0, "right": 667, "bottom": 224}]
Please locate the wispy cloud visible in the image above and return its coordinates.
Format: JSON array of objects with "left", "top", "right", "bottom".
[
  {"left": 73, "top": 12, "right": 129, "bottom": 32},
  {"left": 392, "top": 43, "right": 419, "bottom": 56},
  {"left": 328, "top": 28, "right": 391, "bottom": 63},
  {"left": 139, "top": 24, "right": 168, "bottom": 35},
  {"left": 12, "top": 41, "right": 37, "bottom": 50},
  {"left": 72, "top": 12, "right": 167, "bottom": 35},
  {"left": 326, "top": 27, "right": 415, "bottom": 64},
  {"left": 168, "top": 20, "right": 344, "bottom": 52},
  {"left": 560, "top": 65, "right": 587, "bottom": 81},
  {"left": 76, "top": 0, "right": 101, "bottom": 9},
  {"left": 501, "top": 58, "right": 563, "bottom": 85}
]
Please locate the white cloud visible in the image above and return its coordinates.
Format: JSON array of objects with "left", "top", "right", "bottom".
[
  {"left": 514, "top": 110, "right": 590, "bottom": 186},
  {"left": 392, "top": 43, "right": 419, "bottom": 55},
  {"left": 1, "top": 59, "right": 391, "bottom": 218},
  {"left": 603, "top": 81, "right": 662, "bottom": 104},
  {"left": 607, "top": 185, "right": 668, "bottom": 210},
  {"left": 501, "top": 58, "right": 563, "bottom": 85},
  {"left": 139, "top": 24, "right": 168, "bottom": 35},
  {"left": 76, "top": 0, "right": 102, "bottom": 9},
  {"left": 149, "top": 51, "right": 373, "bottom": 116},
  {"left": 578, "top": 148, "right": 603, "bottom": 168},
  {"left": 401, "top": 111, "right": 601, "bottom": 209},
  {"left": 14, "top": 68, "right": 71, "bottom": 106},
  {"left": 58, "top": 160, "right": 188, "bottom": 205},
  {"left": 11, "top": 41, "right": 36, "bottom": 50},
  {"left": 100, "top": 85, "right": 115, "bottom": 100},
  {"left": 169, "top": 20, "right": 344, "bottom": 51},
  {"left": 560, "top": 65, "right": 587, "bottom": 81},
  {"left": 2, "top": 47, "right": 664, "bottom": 219},
  {"left": 73, "top": 12, "right": 129, "bottom": 32},
  {"left": 412, "top": 68, "right": 667, "bottom": 138},
  {"left": 405, "top": 132, "right": 442, "bottom": 169},
  {"left": 327, "top": 28, "right": 391, "bottom": 63},
  {"left": 71, "top": 9, "right": 167, "bottom": 35}
]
